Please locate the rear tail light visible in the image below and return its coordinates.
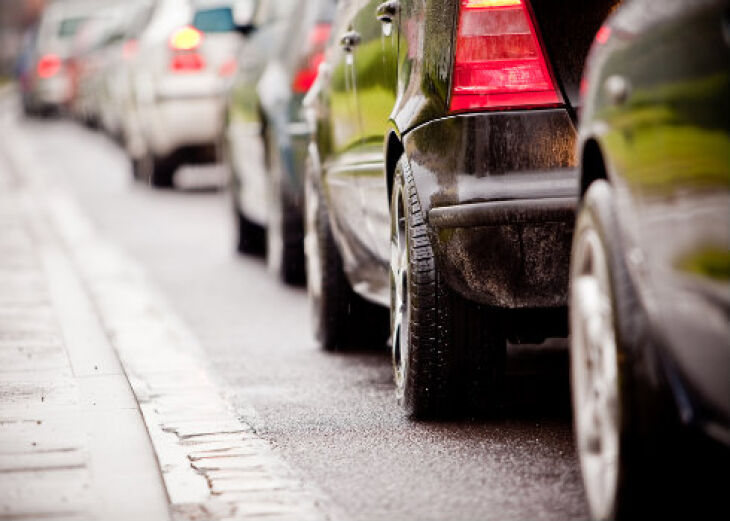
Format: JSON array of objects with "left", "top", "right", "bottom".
[
  {"left": 292, "top": 22, "right": 331, "bottom": 94},
  {"left": 37, "top": 54, "right": 61, "bottom": 79},
  {"left": 170, "top": 53, "right": 205, "bottom": 72},
  {"left": 170, "top": 26, "right": 203, "bottom": 51},
  {"left": 449, "top": 0, "right": 560, "bottom": 112},
  {"left": 169, "top": 26, "right": 205, "bottom": 73}
]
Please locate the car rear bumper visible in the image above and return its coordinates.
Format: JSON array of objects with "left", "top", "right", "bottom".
[
  {"left": 35, "top": 74, "right": 72, "bottom": 106},
  {"left": 147, "top": 97, "right": 226, "bottom": 158},
  {"left": 429, "top": 196, "right": 576, "bottom": 228},
  {"left": 428, "top": 192, "right": 576, "bottom": 309},
  {"left": 403, "top": 108, "right": 579, "bottom": 308}
]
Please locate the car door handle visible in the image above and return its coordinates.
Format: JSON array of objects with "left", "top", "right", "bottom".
[
  {"left": 340, "top": 30, "right": 362, "bottom": 52},
  {"left": 376, "top": 0, "right": 400, "bottom": 24}
]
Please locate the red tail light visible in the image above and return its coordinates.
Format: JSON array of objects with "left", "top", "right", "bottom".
[
  {"left": 292, "top": 23, "right": 331, "bottom": 94},
  {"left": 292, "top": 52, "right": 325, "bottom": 94},
  {"left": 37, "top": 54, "right": 61, "bottom": 79},
  {"left": 170, "top": 53, "right": 205, "bottom": 72},
  {"left": 170, "top": 26, "right": 203, "bottom": 51},
  {"left": 449, "top": 0, "right": 560, "bottom": 112}
]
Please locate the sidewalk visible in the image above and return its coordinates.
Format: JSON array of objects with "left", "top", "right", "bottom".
[{"left": 0, "top": 142, "right": 171, "bottom": 520}]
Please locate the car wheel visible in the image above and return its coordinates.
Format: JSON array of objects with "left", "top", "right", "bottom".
[
  {"left": 570, "top": 179, "right": 658, "bottom": 520},
  {"left": 304, "top": 159, "right": 388, "bottom": 351},
  {"left": 267, "top": 191, "right": 306, "bottom": 285},
  {"left": 265, "top": 139, "right": 305, "bottom": 285},
  {"left": 149, "top": 155, "right": 176, "bottom": 189},
  {"left": 131, "top": 153, "right": 151, "bottom": 181},
  {"left": 232, "top": 193, "right": 265, "bottom": 255},
  {"left": 391, "top": 158, "right": 506, "bottom": 419}
]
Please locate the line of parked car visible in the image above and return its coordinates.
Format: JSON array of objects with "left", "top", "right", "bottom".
[{"left": 15, "top": 0, "right": 730, "bottom": 519}]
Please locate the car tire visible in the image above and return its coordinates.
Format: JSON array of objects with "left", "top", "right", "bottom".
[
  {"left": 265, "top": 136, "right": 305, "bottom": 285},
  {"left": 391, "top": 158, "right": 506, "bottom": 419},
  {"left": 304, "top": 159, "right": 388, "bottom": 351},
  {"left": 149, "top": 155, "right": 176, "bottom": 189},
  {"left": 267, "top": 191, "right": 305, "bottom": 285},
  {"left": 570, "top": 179, "right": 665, "bottom": 520},
  {"left": 233, "top": 197, "right": 265, "bottom": 255},
  {"left": 131, "top": 153, "right": 151, "bottom": 181}
]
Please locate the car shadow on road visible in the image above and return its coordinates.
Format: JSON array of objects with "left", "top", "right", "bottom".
[
  {"left": 335, "top": 337, "right": 573, "bottom": 423},
  {"left": 500, "top": 339, "right": 572, "bottom": 420}
]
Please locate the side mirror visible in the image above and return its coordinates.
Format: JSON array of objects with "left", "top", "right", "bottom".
[
  {"left": 233, "top": 0, "right": 256, "bottom": 35},
  {"left": 234, "top": 23, "right": 256, "bottom": 36}
]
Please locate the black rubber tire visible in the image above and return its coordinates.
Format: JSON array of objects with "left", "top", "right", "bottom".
[
  {"left": 234, "top": 201, "right": 265, "bottom": 255},
  {"left": 277, "top": 195, "right": 305, "bottom": 285},
  {"left": 264, "top": 133, "right": 305, "bottom": 285},
  {"left": 306, "top": 168, "right": 388, "bottom": 351},
  {"left": 392, "top": 158, "right": 506, "bottom": 419},
  {"left": 149, "top": 155, "right": 176, "bottom": 189}
]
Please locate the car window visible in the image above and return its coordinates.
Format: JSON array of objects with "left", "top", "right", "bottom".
[
  {"left": 193, "top": 7, "right": 235, "bottom": 33},
  {"left": 58, "top": 17, "right": 87, "bottom": 38}
]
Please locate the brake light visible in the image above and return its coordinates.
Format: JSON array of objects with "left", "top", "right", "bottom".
[
  {"left": 450, "top": 0, "right": 560, "bottom": 112},
  {"left": 293, "top": 52, "right": 325, "bottom": 93},
  {"left": 37, "top": 54, "right": 61, "bottom": 79},
  {"left": 170, "top": 53, "right": 205, "bottom": 72},
  {"left": 292, "top": 23, "right": 331, "bottom": 94},
  {"left": 170, "top": 26, "right": 203, "bottom": 51}
]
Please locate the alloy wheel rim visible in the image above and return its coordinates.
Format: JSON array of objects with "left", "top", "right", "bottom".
[
  {"left": 391, "top": 183, "right": 409, "bottom": 399},
  {"left": 570, "top": 225, "right": 620, "bottom": 521}
]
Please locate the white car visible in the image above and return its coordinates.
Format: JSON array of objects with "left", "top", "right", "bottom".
[
  {"left": 124, "top": 0, "right": 244, "bottom": 187},
  {"left": 26, "top": 1, "right": 97, "bottom": 115}
]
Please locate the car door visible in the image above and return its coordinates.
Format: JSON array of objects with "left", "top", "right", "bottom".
[
  {"left": 321, "top": 0, "right": 370, "bottom": 276},
  {"left": 350, "top": 0, "right": 400, "bottom": 274},
  {"left": 602, "top": 0, "right": 729, "bottom": 285},
  {"left": 603, "top": 0, "right": 730, "bottom": 407},
  {"left": 228, "top": 0, "right": 294, "bottom": 225}
]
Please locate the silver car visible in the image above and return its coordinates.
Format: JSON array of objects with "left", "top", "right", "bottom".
[
  {"left": 124, "top": 0, "right": 244, "bottom": 188},
  {"left": 25, "top": 1, "right": 97, "bottom": 115}
]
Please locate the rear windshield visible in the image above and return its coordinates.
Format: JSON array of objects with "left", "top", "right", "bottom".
[
  {"left": 58, "top": 17, "right": 86, "bottom": 38},
  {"left": 193, "top": 7, "right": 235, "bottom": 33}
]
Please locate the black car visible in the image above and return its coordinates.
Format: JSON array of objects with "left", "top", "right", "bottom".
[
  {"left": 570, "top": 0, "right": 730, "bottom": 518},
  {"left": 226, "top": 0, "right": 336, "bottom": 284},
  {"left": 304, "top": 0, "right": 620, "bottom": 416}
]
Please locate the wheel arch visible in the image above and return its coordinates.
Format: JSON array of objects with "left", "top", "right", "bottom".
[
  {"left": 385, "top": 130, "right": 405, "bottom": 203},
  {"left": 579, "top": 137, "right": 609, "bottom": 199}
]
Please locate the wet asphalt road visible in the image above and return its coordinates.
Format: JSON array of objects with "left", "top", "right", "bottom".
[{"left": 18, "top": 116, "right": 589, "bottom": 521}]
